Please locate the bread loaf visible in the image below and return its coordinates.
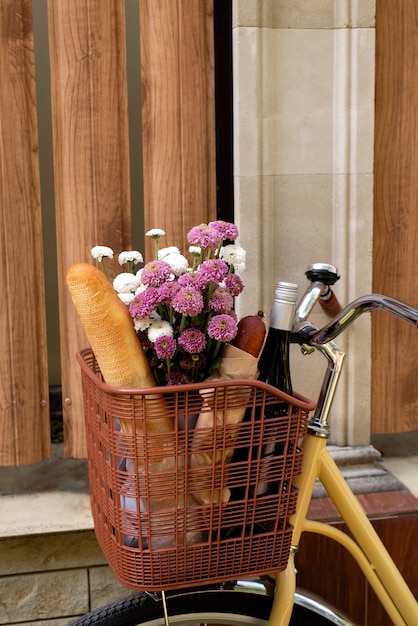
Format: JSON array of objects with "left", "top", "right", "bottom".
[
  {"left": 66, "top": 263, "right": 173, "bottom": 440},
  {"left": 67, "top": 263, "right": 203, "bottom": 549}
]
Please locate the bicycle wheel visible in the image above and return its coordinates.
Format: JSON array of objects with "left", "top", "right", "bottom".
[{"left": 68, "top": 588, "right": 357, "bottom": 626}]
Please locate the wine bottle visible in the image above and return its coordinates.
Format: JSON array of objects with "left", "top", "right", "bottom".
[{"left": 255, "top": 281, "right": 298, "bottom": 496}]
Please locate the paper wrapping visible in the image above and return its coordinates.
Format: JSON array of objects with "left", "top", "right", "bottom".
[{"left": 190, "top": 344, "right": 259, "bottom": 504}]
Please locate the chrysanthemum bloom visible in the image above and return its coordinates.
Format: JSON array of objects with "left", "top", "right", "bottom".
[
  {"left": 178, "top": 327, "right": 207, "bottom": 353},
  {"left": 158, "top": 246, "right": 180, "bottom": 259},
  {"left": 133, "top": 316, "right": 152, "bottom": 332},
  {"left": 188, "top": 245, "right": 201, "bottom": 256},
  {"left": 224, "top": 273, "right": 244, "bottom": 296},
  {"left": 177, "top": 271, "right": 207, "bottom": 290},
  {"left": 187, "top": 223, "right": 222, "bottom": 250},
  {"left": 137, "top": 330, "right": 152, "bottom": 351},
  {"left": 158, "top": 280, "right": 181, "bottom": 305},
  {"left": 154, "top": 335, "right": 176, "bottom": 359},
  {"left": 129, "top": 287, "right": 159, "bottom": 319},
  {"left": 118, "top": 250, "right": 143, "bottom": 266},
  {"left": 208, "top": 286, "right": 234, "bottom": 313},
  {"left": 193, "top": 352, "right": 207, "bottom": 370},
  {"left": 209, "top": 220, "right": 239, "bottom": 241},
  {"left": 146, "top": 229, "right": 166, "bottom": 258},
  {"left": 172, "top": 286, "right": 204, "bottom": 317},
  {"left": 113, "top": 272, "right": 142, "bottom": 293},
  {"left": 141, "top": 260, "right": 172, "bottom": 287},
  {"left": 91, "top": 245, "right": 114, "bottom": 261},
  {"left": 163, "top": 253, "right": 189, "bottom": 276},
  {"left": 133, "top": 311, "right": 161, "bottom": 332},
  {"left": 165, "top": 369, "right": 188, "bottom": 385},
  {"left": 179, "top": 353, "right": 194, "bottom": 371},
  {"left": 207, "top": 313, "right": 238, "bottom": 342},
  {"left": 147, "top": 319, "right": 174, "bottom": 343},
  {"left": 145, "top": 228, "right": 166, "bottom": 238},
  {"left": 118, "top": 292, "right": 135, "bottom": 305},
  {"left": 199, "top": 259, "right": 229, "bottom": 283},
  {"left": 220, "top": 244, "right": 246, "bottom": 271}
]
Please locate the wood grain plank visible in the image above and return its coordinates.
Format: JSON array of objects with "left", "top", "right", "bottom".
[
  {"left": 298, "top": 512, "right": 418, "bottom": 625},
  {"left": 373, "top": 0, "right": 418, "bottom": 432},
  {"left": 0, "top": 0, "right": 50, "bottom": 465},
  {"left": 48, "top": 0, "right": 131, "bottom": 456},
  {"left": 140, "top": 0, "right": 216, "bottom": 259}
]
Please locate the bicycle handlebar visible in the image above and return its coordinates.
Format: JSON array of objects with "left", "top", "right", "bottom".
[
  {"left": 292, "top": 286, "right": 418, "bottom": 438},
  {"left": 294, "top": 293, "right": 418, "bottom": 346}
]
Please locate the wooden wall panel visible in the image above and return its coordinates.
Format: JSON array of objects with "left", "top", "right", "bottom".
[
  {"left": 140, "top": 0, "right": 216, "bottom": 259},
  {"left": 373, "top": 0, "right": 418, "bottom": 433},
  {"left": 0, "top": 1, "right": 50, "bottom": 465},
  {"left": 48, "top": 0, "right": 132, "bottom": 457}
]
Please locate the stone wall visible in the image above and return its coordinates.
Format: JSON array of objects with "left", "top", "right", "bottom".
[
  {"left": 0, "top": 530, "right": 134, "bottom": 625},
  {"left": 232, "top": 0, "right": 376, "bottom": 446}
]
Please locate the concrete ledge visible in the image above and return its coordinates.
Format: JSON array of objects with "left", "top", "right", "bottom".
[
  {"left": 0, "top": 492, "right": 93, "bottom": 538},
  {"left": 313, "top": 445, "right": 408, "bottom": 499},
  {"left": 0, "top": 444, "right": 413, "bottom": 537}
]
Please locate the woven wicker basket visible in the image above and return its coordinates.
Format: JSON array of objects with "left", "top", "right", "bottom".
[{"left": 77, "top": 348, "right": 315, "bottom": 591}]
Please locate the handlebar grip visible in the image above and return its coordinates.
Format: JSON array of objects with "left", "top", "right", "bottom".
[{"left": 319, "top": 289, "right": 342, "bottom": 317}]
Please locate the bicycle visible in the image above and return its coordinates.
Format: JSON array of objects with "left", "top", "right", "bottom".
[{"left": 70, "top": 263, "right": 418, "bottom": 626}]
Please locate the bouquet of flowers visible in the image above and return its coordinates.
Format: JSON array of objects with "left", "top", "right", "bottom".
[{"left": 91, "top": 220, "right": 246, "bottom": 387}]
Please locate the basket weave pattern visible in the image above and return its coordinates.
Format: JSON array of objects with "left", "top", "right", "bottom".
[{"left": 78, "top": 348, "right": 314, "bottom": 591}]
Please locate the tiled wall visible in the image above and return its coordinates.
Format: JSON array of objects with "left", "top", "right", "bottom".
[
  {"left": 0, "top": 531, "right": 134, "bottom": 625},
  {"left": 233, "top": 0, "right": 376, "bottom": 446}
]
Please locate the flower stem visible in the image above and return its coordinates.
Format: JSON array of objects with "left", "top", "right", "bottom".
[
  {"left": 212, "top": 340, "right": 222, "bottom": 360},
  {"left": 101, "top": 259, "right": 111, "bottom": 282},
  {"left": 179, "top": 314, "right": 188, "bottom": 334}
]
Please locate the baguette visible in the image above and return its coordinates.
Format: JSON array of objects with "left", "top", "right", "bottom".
[
  {"left": 67, "top": 263, "right": 202, "bottom": 549},
  {"left": 66, "top": 263, "right": 173, "bottom": 441},
  {"left": 190, "top": 315, "right": 266, "bottom": 505}
]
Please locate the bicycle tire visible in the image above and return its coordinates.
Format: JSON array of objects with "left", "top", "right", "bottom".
[{"left": 68, "top": 589, "right": 356, "bottom": 626}]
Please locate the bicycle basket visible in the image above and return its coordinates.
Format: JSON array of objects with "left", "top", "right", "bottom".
[{"left": 77, "top": 348, "right": 315, "bottom": 591}]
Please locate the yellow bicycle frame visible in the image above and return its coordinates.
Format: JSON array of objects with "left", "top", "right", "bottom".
[{"left": 269, "top": 433, "right": 418, "bottom": 626}]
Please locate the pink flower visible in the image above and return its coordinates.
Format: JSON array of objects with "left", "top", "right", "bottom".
[
  {"left": 129, "top": 288, "right": 159, "bottom": 319},
  {"left": 154, "top": 335, "right": 177, "bottom": 359},
  {"left": 177, "top": 271, "right": 207, "bottom": 290},
  {"left": 178, "top": 328, "right": 207, "bottom": 353},
  {"left": 172, "top": 286, "right": 204, "bottom": 317},
  {"left": 199, "top": 259, "right": 229, "bottom": 283},
  {"left": 207, "top": 314, "right": 238, "bottom": 342},
  {"left": 224, "top": 273, "right": 244, "bottom": 296},
  {"left": 158, "top": 280, "right": 181, "bottom": 305},
  {"left": 209, "top": 220, "right": 239, "bottom": 241},
  {"left": 208, "top": 286, "right": 234, "bottom": 313},
  {"left": 141, "top": 260, "right": 172, "bottom": 287},
  {"left": 187, "top": 223, "right": 222, "bottom": 250}
]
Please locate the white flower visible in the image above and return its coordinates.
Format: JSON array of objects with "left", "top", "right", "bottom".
[
  {"left": 134, "top": 317, "right": 152, "bottom": 332},
  {"left": 113, "top": 272, "right": 142, "bottom": 293},
  {"left": 158, "top": 246, "right": 180, "bottom": 259},
  {"left": 163, "top": 253, "right": 189, "bottom": 276},
  {"left": 145, "top": 228, "right": 165, "bottom": 238},
  {"left": 118, "top": 250, "right": 143, "bottom": 266},
  {"left": 118, "top": 292, "right": 135, "bottom": 305},
  {"left": 220, "top": 244, "right": 246, "bottom": 271},
  {"left": 134, "top": 282, "right": 147, "bottom": 296},
  {"left": 189, "top": 245, "right": 201, "bottom": 256},
  {"left": 147, "top": 320, "right": 174, "bottom": 343},
  {"left": 91, "top": 246, "right": 114, "bottom": 262},
  {"left": 134, "top": 310, "right": 161, "bottom": 332}
]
